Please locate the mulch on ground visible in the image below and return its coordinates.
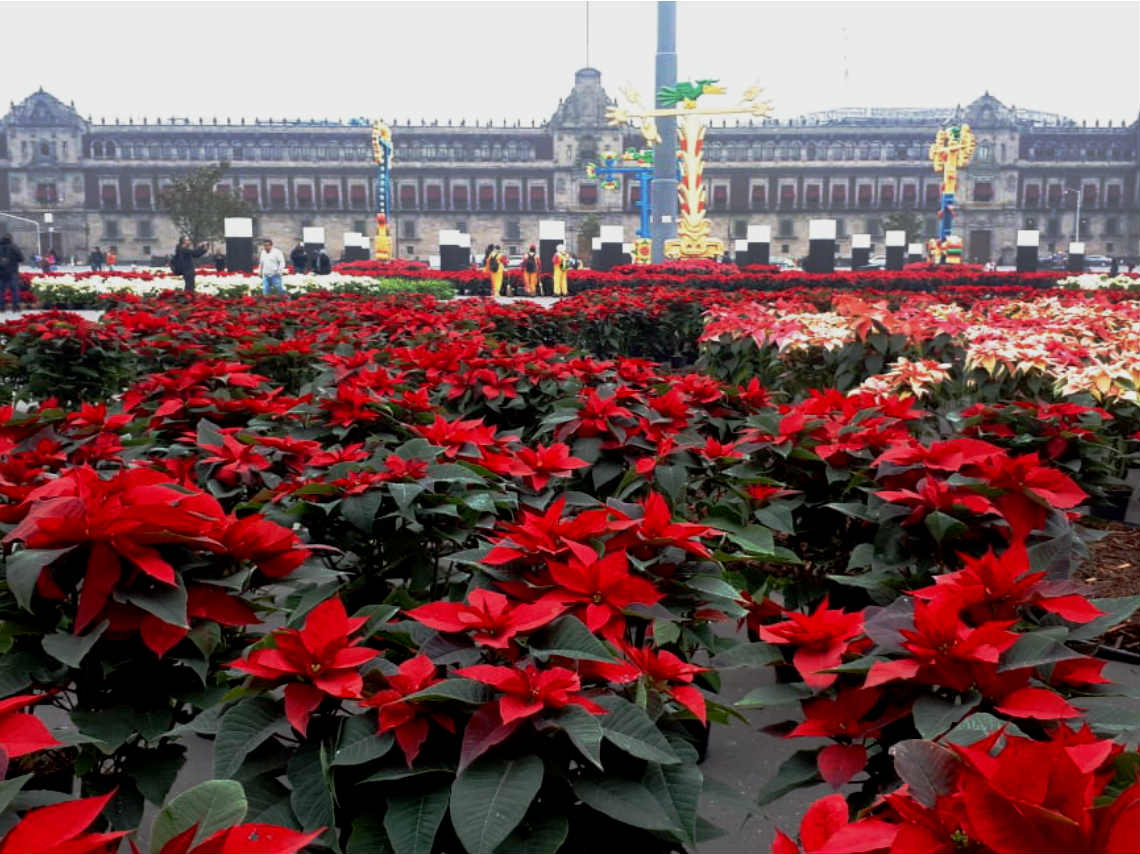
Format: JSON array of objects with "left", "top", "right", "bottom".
[{"left": 1077, "top": 519, "right": 1140, "bottom": 655}]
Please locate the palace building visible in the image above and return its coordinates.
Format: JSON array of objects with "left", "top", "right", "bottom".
[{"left": 2, "top": 69, "right": 1137, "bottom": 264}]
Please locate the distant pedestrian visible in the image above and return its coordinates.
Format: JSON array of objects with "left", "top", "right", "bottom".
[
  {"left": 290, "top": 239, "right": 309, "bottom": 273},
  {"left": 314, "top": 248, "right": 331, "bottom": 275},
  {"left": 45, "top": 252, "right": 56, "bottom": 273},
  {"left": 485, "top": 244, "right": 507, "bottom": 297},
  {"left": 0, "top": 234, "right": 25, "bottom": 312},
  {"left": 173, "top": 236, "right": 208, "bottom": 294},
  {"left": 214, "top": 252, "right": 226, "bottom": 272},
  {"left": 105, "top": 248, "right": 117, "bottom": 270},
  {"left": 88, "top": 246, "right": 104, "bottom": 272},
  {"left": 258, "top": 238, "right": 287, "bottom": 296},
  {"left": 521, "top": 244, "right": 540, "bottom": 296},
  {"left": 552, "top": 244, "right": 569, "bottom": 296},
  {"left": 1110, "top": 257, "right": 1120, "bottom": 276}
]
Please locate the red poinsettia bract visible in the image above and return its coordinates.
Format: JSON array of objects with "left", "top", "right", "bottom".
[
  {"left": 361, "top": 654, "right": 456, "bottom": 766},
  {"left": 771, "top": 793, "right": 898, "bottom": 854},
  {"left": 0, "top": 693, "right": 61, "bottom": 758},
  {"left": 588, "top": 642, "right": 708, "bottom": 723},
  {"left": 546, "top": 549, "right": 663, "bottom": 640},
  {"left": 0, "top": 791, "right": 128, "bottom": 854},
  {"left": 406, "top": 588, "right": 565, "bottom": 649},
  {"left": 456, "top": 663, "right": 607, "bottom": 724},
  {"left": 230, "top": 597, "right": 377, "bottom": 735},
  {"left": 757, "top": 599, "right": 866, "bottom": 689},
  {"left": 158, "top": 823, "right": 322, "bottom": 854}
]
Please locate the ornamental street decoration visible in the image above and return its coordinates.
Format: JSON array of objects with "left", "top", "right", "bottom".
[
  {"left": 585, "top": 148, "right": 658, "bottom": 263},
  {"left": 607, "top": 79, "right": 774, "bottom": 260},
  {"left": 928, "top": 124, "right": 976, "bottom": 264},
  {"left": 371, "top": 120, "right": 394, "bottom": 261}
]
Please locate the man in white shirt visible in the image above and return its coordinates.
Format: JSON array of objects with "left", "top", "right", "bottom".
[{"left": 258, "top": 238, "right": 287, "bottom": 296}]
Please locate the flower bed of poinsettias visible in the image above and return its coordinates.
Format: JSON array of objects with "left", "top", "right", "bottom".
[
  {"left": 699, "top": 289, "right": 1140, "bottom": 412},
  {"left": 25, "top": 272, "right": 455, "bottom": 308},
  {"left": 0, "top": 288, "right": 1136, "bottom": 854},
  {"left": 335, "top": 258, "right": 1140, "bottom": 295}
]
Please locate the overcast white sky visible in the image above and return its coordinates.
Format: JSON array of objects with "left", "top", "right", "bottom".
[{"left": 3, "top": 0, "right": 1137, "bottom": 125}]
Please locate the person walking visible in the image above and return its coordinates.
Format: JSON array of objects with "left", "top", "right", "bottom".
[
  {"left": 551, "top": 243, "right": 569, "bottom": 296},
  {"left": 88, "top": 245, "right": 104, "bottom": 272},
  {"left": 521, "top": 244, "right": 540, "bottom": 296},
  {"left": 105, "top": 248, "right": 116, "bottom": 271},
  {"left": 0, "top": 234, "right": 25, "bottom": 312},
  {"left": 173, "top": 236, "right": 208, "bottom": 294},
  {"left": 258, "top": 238, "right": 287, "bottom": 297},
  {"left": 290, "top": 239, "right": 309, "bottom": 273},
  {"left": 314, "top": 248, "right": 331, "bottom": 275}
]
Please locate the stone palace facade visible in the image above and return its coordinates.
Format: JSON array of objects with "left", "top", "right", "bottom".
[{"left": 2, "top": 69, "right": 1137, "bottom": 264}]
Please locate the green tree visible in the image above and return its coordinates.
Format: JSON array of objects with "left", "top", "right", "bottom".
[
  {"left": 577, "top": 215, "right": 600, "bottom": 258},
  {"left": 157, "top": 162, "right": 252, "bottom": 245},
  {"left": 881, "top": 211, "right": 927, "bottom": 246}
]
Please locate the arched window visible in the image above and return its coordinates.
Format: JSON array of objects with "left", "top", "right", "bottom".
[
  {"left": 93, "top": 142, "right": 103, "bottom": 157},
  {"left": 805, "top": 142, "right": 816, "bottom": 159},
  {"left": 829, "top": 142, "right": 843, "bottom": 160},
  {"left": 855, "top": 144, "right": 868, "bottom": 159},
  {"left": 843, "top": 143, "right": 854, "bottom": 160},
  {"left": 884, "top": 143, "right": 896, "bottom": 159},
  {"left": 762, "top": 142, "right": 775, "bottom": 160},
  {"left": 868, "top": 143, "right": 881, "bottom": 159}
]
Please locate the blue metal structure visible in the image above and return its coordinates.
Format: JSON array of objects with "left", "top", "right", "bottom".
[{"left": 586, "top": 150, "right": 657, "bottom": 238}]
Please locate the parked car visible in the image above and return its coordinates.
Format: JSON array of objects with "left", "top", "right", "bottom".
[{"left": 769, "top": 256, "right": 800, "bottom": 271}]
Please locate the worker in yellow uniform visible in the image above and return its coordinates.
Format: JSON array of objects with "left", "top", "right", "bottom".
[
  {"left": 521, "top": 244, "right": 540, "bottom": 296},
  {"left": 484, "top": 243, "right": 507, "bottom": 297},
  {"left": 552, "top": 244, "right": 569, "bottom": 297}
]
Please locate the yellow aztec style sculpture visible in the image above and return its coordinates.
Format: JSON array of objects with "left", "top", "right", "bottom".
[{"left": 607, "top": 80, "right": 773, "bottom": 260}]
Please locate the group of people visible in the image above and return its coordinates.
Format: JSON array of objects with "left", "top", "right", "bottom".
[
  {"left": 481, "top": 243, "right": 578, "bottom": 298},
  {"left": 288, "top": 240, "right": 332, "bottom": 276},
  {"left": 169, "top": 235, "right": 333, "bottom": 296},
  {"left": 86, "top": 246, "right": 117, "bottom": 271}
]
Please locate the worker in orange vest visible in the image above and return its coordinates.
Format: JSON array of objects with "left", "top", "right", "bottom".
[{"left": 521, "top": 244, "right": 541, "bottom": 296}]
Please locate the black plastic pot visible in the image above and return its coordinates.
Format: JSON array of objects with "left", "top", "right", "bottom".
[
  {"left": 677, "top": 718, "right": 711, "bottom": 764},
  {"left": 1093, "top": 645, "right": 1140, "bottom": 666}
]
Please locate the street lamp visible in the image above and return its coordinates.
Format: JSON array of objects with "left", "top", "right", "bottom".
[{"left": 1061, "top": 187, "right": 1083, "bottom": 243}]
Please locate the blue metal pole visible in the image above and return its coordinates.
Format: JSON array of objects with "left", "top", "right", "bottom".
[
  {"left": 638, "top": 173, "right": 653, "bottom": 238},
  {"left": 652, "top": 0, "right": 678, "bottom": 262}
]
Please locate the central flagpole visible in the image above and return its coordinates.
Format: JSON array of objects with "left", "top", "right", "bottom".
[{"left": 651, "top": 0, "right": 678, "bottom": 263}]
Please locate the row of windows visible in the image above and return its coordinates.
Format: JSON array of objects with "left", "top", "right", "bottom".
[
  {"left": 1021, "top": 142, "right": 1135, "bottom": 161},
  {"left": 99, "top": 217, "right": 373, "bottom": 243},
  {"left": 73, "top": 140, "right": 1140, "bottom": 165},
  {"left": 395, "top": 143, "right": 540, "bottom": 162},
  {"left": 1021, "top": 182, "right": 1125, "bottom": 209},
  {"left": 94, "top": 180, "right": 371, "bottom": 210},
  {"left": 704, "top": 139, "right": 938, "bottom": 163},
  {"left": 1022, "top": 216, "right": 1125, "bottom": 237},
  {"left": 396, "top": 183, "right": 548, "bottom": 211},
  {"left": 87, "top": 141, "right": 371, "bottom": 161}
]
